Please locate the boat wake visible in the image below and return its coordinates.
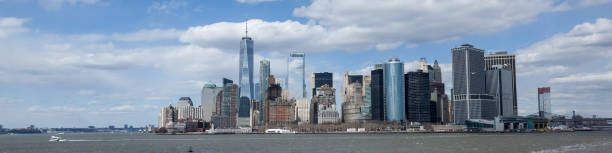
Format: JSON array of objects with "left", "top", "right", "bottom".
[{"left": 532, "top": 141, "right": 612, "bottom": 153}]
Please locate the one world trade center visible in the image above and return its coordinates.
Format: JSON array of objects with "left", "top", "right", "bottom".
[{"left": 238, "top": 22, "right": 254, "bottom": 127}]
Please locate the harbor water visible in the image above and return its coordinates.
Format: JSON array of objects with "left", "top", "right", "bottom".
[{"left": 1, "top": 131, "right": 611, "bottom": 153}]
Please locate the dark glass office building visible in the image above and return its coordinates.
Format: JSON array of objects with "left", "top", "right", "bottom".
[
  {"left": 405, "top": 70, "right": 431, "bottom": 122},
  {"left": 452, "top": 44, "right": 494, "bottom": 124},
  {"left": 311, "top": 72, "right": 333, "bottom": 96},
  {"left": 370, "top": 67, "right": 385, "bottom": 121}
]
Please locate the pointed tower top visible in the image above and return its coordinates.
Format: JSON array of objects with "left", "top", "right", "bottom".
[{"left": 245, "top": 19, "right": 248, "bottom": 37}]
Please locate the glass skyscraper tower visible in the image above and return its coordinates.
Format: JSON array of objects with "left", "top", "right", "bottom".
[
  {"left": 384, "top": 58, "right": 405, "bottom": 122},
  {"left": 238, "top": 25, "right": 254, "bottom": 127},
  {"left": 287, "top": 52, "right": 306, "bottom": 99},
  {"left": 258, "top": 60, "right": 270, "bottom": 126}
]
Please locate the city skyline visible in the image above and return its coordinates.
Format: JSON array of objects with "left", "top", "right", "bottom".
[{"left": 1, "top": 0, "right": 612, "bottom": 128}]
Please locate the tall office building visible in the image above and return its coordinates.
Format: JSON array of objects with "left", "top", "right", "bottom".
[
  {"left": 296, "top": 98, "right": 310, "bottom": 124},
  {"left": 486, "top": 66, "right": 514, "bottom": 117},
  {"left": 405, "top": 70, "right": 431, "bottom": 122},
  {"left": 201, "top": 82, "right": 223, "bottom": 122},
  {"left": 384, "top": 58, "right": 405, "bottom": 122},
  {"left": 223, "top": 81, "right": 239, "bottom": 124},
  {"left": 310, "top": 84, "right": 340, "bottom": 124},
  {"left": 258, "top": 60, "right": 270, "bottom": 126},
  {"left": 238, "top": 25, "right": 254, "bottom": 127},
  {"left": 342, "top": 82, "right": 370, "bottom": 123},
  {"left": 287, "top": 52, "right": 306, "bottom": 99},
  {"left": 362, "top": 76, "right": 371, "bottom": 98},
  {"left": 485, "top": 51, "right": 518, "bottom": 116},
  {"left": 311, "top": 72, "right": 333, "bottom": 97},
  {"left": 254, "top": 83, "right": 260, "bottom": 101},
  {"left": 263, "top": 84, "right": 282, "bottom": 125},
  {"left": 362, "top": 76, "right": 372, "bottom": 118},
  {"left": 370, "top": 64, "right": 385, "bottom": 121},
  {"left": 422, "top": 60, "right": 449, "bottom": 123},
  {"left": 452, "top": 44, "right": 494, "bottom": 124},
  {"left": 249, "top": 100, "right": 259, "bottom": 128},
  {"left": 431, "top": 90, "right": 451, "bottom": 123},
  {"left": 432, "top": 60, "right": 442, "bottom": 83},
  {"left": 342, "top": 72, "right": 363, "bottom": 113},
  {"left": 158, "top": 105, "right": 177, "bottom": 128},
  {"left": 267, "top": 98, "right": 296, "bottom": 127},
  {"left": 342, "top": 73, "right": 362, "bottom": 96},
  {"left": 175, "top": 97, "right": 203, "bottom": 121},
  {"left": 263, "top": 84, "right": 296, "bottom": 127},
  {"left": 538, "top": 87, "right": 552, "bottom": 119},
  {"left": 418, "top": 58, "right": 437, "bottom": 82},
  {"left": 212, "top": 78, "right": 239, "bottom": 129}
]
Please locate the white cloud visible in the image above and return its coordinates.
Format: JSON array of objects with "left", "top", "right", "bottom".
[
  {"left": 517, "top": 18, "right": 612, "bottom": 71},
  {"left": 549, "top": 72, "right": 612, "bottom": 84},
  {"left": 235, "top": 0, "right": 276, "bottom": 4},
  {"left": 109, "top": 104, "right": 136, "bottom": 111},
  {"left": 147, "top": 0, "right": 188, "bottom": 14},
  {"left": 518, "top": 65, "right": 569, "bottom": 77},
  {"left": 0, "top": 17, "right": 28, "bottom": 38},
  {"left": 181, "top": 19, "right": 333, "bottom": 53},
  {"left": 37, "top": 0, "right": 104, "bottom": 10},
  {"left": 515, "top": 18, "right": 612, "bottom": 117},
  {"left": 375, "top": 41, "right": 405, "bottom": 51},
  {"left": 291, "top": 0, "right": 569, "bottom": 51},
  {"left": 181, "top": 1, "right": 602, "bottom": 54},
  {"left": 0, "top": 44, "right": 238, "bottom": 86}
]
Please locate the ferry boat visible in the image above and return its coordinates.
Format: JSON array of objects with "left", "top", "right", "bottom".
[
  {"left": 49, "top": 136, "right": 67, "bottom": 142},
  {"left": 265, "top": 129, "right": 295, "bottom": 134}
]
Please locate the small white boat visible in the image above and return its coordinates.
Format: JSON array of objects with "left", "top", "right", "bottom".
[
  {"left": 49, "top": 136, "right": 67, "bottom": 142},
  {"left": 265, "top": 129, "right": 295, "bottom": 134}
]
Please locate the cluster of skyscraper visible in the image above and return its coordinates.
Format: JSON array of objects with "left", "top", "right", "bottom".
[
  {"left": 452, "top": 44, "right": 518, "bottom": 124},
  {"left": 159, "top": 26, "right": 532, "bottom": 132},
  {"left": 341, "top": 57, "right": 451, "bottom": 124}
]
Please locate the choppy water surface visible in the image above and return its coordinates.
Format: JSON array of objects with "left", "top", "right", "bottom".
[{"left": 1, "top": 131, "right": 611, "bottom": 153}]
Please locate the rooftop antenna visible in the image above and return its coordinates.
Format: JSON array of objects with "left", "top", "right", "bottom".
[{"left": 245, "top": 17, "right": 248, "bottom": 37}]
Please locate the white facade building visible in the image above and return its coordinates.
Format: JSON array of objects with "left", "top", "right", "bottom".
[{"left": 296, "top": 98, "right": 310, "bottom": 124}]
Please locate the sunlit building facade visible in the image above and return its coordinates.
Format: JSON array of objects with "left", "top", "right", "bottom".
[
  {"left": 287, "top": 52, "right": 306, "bottom": 99},
  {"left": 201, "top": 82, "right": 223, "bottom": 122},
  {"left": 384, "top": 58, "right": 405, "bottom": 121}
]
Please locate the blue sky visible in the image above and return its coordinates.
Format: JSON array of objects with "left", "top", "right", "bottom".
[{"left": 1, "top": 0, "right": 612, "bottom": 128}]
